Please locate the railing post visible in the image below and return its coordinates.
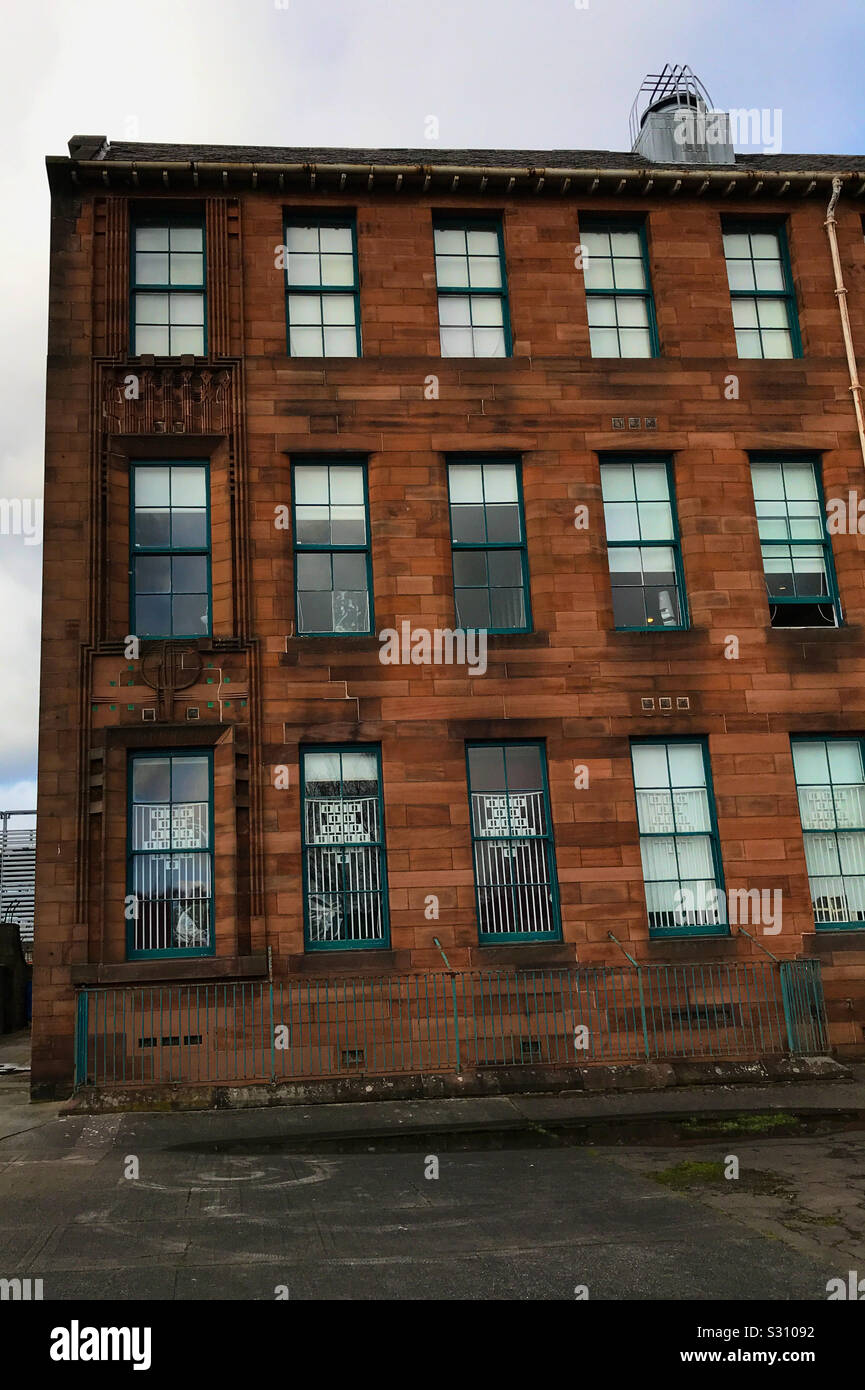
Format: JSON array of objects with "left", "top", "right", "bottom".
[
  {"left": 74, "top": 990, "right": 89, "bottom": 1089},
  {"left": 607, "top": 932, "right": 650, "bottom": 1059}
]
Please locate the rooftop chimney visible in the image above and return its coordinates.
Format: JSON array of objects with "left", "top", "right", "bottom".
[
  {"left": 67, "top": 135, "right": 109, "bottom": 161},
  {"left": 630, "top": 66, "right": 735, "bottom": 166}
]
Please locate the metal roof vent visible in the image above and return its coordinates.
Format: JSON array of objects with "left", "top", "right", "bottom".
[{"left": 630, "top": 65, "right": 735, "bottom": 166}]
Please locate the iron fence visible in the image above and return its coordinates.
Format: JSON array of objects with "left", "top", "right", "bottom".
[{"left": 73, "top": 959, "right": 828, "bottom": 1090}]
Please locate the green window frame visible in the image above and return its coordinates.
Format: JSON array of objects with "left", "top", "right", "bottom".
[
  {"left": 301, "top": 745, "right": 389, "bottom": 950},
  {"left": 291, "top": 459, "right": 373, "bottom": 635},
  {"left": 283, "top": 215, "right": 361, "bottom": 357},
  {"left": 130, "top": 461, "right": 211, "bottom": 639},
  {"left": 631, "top": 739, "right": 727, "bottom": 939},
  {"left": 446, "top": 457, "right": 531, "bottom": 633},
  {"left": 131, "top": 216, "right": 206, "bottom": 357},
  {"left": 749, "top": 456, "right": 840, "bottom": 628},
  {"left": 434, "top": 216, "right": 511, "bottom": 358},
  {"left": 127, "top": 749, "right": 214, "bottom": 960},
  {"left": 600, "top": 457, "right": 688, "bottom": 631},
  {"left": 580, "top": 219, "right": 659, "bottom": 358},
  {"left": 722, "top": 220, "right": 801, "bottom": 359},
  {"left": 792, "top": 736, "right": 865, "bottom": 931},
  {"left": 466, "top": 741, "right": 561, "bottom": 943}
]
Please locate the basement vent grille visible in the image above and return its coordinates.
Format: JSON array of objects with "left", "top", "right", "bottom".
[
  {"left": 137, "top": 1035, "right": 203, "bottom": 1048},
  {"left": 339, "top": 1048, "right": 365, "bottom": 1069}
]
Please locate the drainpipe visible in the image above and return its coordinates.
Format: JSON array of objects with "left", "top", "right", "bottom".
[{"left": 824, "top": 176, "right": 865, "bottom": 470}]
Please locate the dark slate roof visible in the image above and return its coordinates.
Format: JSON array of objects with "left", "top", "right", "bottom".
[{"left": 95, "top": 142, "right": 865, "bottom": 171}]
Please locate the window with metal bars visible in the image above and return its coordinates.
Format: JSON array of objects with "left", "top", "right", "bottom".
[
  {"left": 284, "top": 217, "right": 361, "bottom": 357},
  {"left": 434, "top": 218, "right": 511, "bottom": 358},
  {"left": 722, "top": 221, "right": 800, "bottom": 359},
  {"left": 600, "top": 458, "right": 687, "bottom": 630},
  {"left": 292, "top": 460, "right": 373, "bottom": 634},
  {"left": 131, "top": 218, "right": 206, "bottom": 357},
  {"left": 792, "top": 737, "right": 865, "bottom": 930},
  {"left": 631, "top": 740, "right": 727, "bottom": 938},
  {"left": 130, "top": 462, "right": 211, "bottom": 638},
  {"left": 466, "top": 742, "right": 561, "bottom": 943},
  {"left": 127, "top": 751, "right": 214, "bottom": 959},
  {"left": 301, "top": 747, "right": 389, "bottom": 950},
  {"left": 446, "top": 457, "right": 531, "bottom": 632},
  {"left": 580, "top": 220, "right": 658, "bottom": 358},
  {"left": 749, "top": 457, "right": 840, "bottom": 628}
]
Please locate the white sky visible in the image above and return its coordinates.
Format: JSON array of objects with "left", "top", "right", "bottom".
[{"left": 0, "top": 0, "right": 863, "bottom": 811}]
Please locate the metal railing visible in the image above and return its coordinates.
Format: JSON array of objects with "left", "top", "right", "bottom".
[
  {"left": 0, "top": 810, "right": 36, "bottom": 955},
  {"left": 73, "top": 959, "right": 828, "bottom": 1090}
]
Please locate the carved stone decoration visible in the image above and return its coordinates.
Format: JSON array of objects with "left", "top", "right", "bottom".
[
  {"left": 140, "top": 642, "right": 203, "bottom": 720},
  {"left": 101, "top": 364, "right": 234, "bottom": 435}
]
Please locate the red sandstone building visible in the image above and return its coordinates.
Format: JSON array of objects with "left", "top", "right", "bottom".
[{"left": 33, "top": 74, "right": 865, "bottom": 1097}]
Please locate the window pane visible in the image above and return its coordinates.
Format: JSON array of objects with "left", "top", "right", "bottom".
[
  {"left": 134, "top": 467, "right": 170, "bottom": 507},
  {"left": 136, "top": 226, "right": 169, "bottom": 252},
  {"left": 172, "top": 593, "right": 208, "bottom": 634},
  {"left": 172, "top": 756, "right": 209, "bottom": 804},
  {"left": 135, "top": 555, "right": 171, "bottom": 593},
  {"left": 172, "top": 554, "right": 208, "bottom": 593},
  {"left": 456, "top": 588, "right": 491, "bottom": 627},
  {"left": 482, "top": 464, "right": 518, "bottom": 503},
  {"left": 632, "top": 744, "right": 669, "bottom": 788},
  {"left": 171, "top": 510, "right": 208, "bottom": 548},
  {"left": 600, "top": 466, "right": 635, "bottom": 502},
  {"left": 449, "top": 464, "right": 483, "bottom": 503},
  {"left": 468, "top": 745, "right": 506, "bottom": 792},
  {"left": 135, "top": 510, "right": 170, "bottom": 548},
  {"left": 136, "top": 594, "right": 171, "bottom": 635},
  {"left": 133, "top": 757, "right": 170, "bottom": 803},
  {"left": 171, "top": 467, "right": 207, "bottom": 507}
]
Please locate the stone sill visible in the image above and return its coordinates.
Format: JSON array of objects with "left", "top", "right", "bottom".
[{"left": 71, "top": 954, "right": 268, "bottom": 986}]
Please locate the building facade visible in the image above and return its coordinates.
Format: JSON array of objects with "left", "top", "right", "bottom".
[{"left": 33, "top": 122, "right": 865, "bottom": 1096}]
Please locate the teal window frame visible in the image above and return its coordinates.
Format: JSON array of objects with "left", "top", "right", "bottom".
[
  {"left": 466, "top": 740, "right": 562, "bottom": 944},
  {"left": 791, "top": 735, "right": 865, "bottom": 931},
  {"left": 722, "top": 218, "right": 801, "bottom": 359},
  {"left": 630, "top": 737, "right": 728, "bottom": 940},
  {"left": 291, "top": 458, "right": 373, "bottom": 636},
  {"left": 446, "top": 456, "right": 532, "bottom": 634},
  {"left": 580, "top": 217, "right": 659, "bottom": 358},
  {"left": 126, "top": 748, "right": 215, "bottom": 961},
  {"left": 130, "top": 215, "right": 207, "bottom": 357},
  {"left": 433, "top": 214, "right": 512, "bottom": 358},
  {"left": 749, "top": 455, "right": 841, "bottom": 628},
  {"left": 283, "top": 213, "right": 361, "bottom": 358},
  {"left": 301, "top": 744, "right": 390, "bottom": 951},
  {"left": 600, "top": 456, "right": 689, "bottom": 632},
  {"left": 130, "top": 460, "right": 212, "bottom": 639}
]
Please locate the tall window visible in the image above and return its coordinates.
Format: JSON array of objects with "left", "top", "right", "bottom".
[
  {"left": 466, "top": 743, "right": 560, "bottom": 942},
  {"left": 302, "top": 747, "right": 388, "bottom": 949},
  {"left": 631, "top": 741, "right": 726, "bottom": 938},
  {"left": 447, "top": 458, "right": 530, "bottom": 632},
  {"left": 434, "top": 219, "right": 510, "bottom": 358},
  {"left": 792, "top": 738, "right": 865, "bottom": 930},
  {"left": 128, "top": 752, "right": 213, "bottom": 959},
  {"left": 750, "top": 458, "right": 839, "bottom": 628},
  {"left": 580, "top": 221, "right": 658, "bottom": 358},
  {"left": 600, "top": 459, "right": 687, "bottom": 630},
  {"left": 723, "top": 222, "right": 800, "bottom": 359},
  {"left": 284, "top": 218, "right": 360, "bottom": 357},
  {"left": 131, "top": 463, "right": 210, "bottom": 638},
  {"left": 132, "top": 219, "right": 206, "bottom": 356},
  {"left": 292, "top": 460, "right": 372, "bottom": 634}
]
